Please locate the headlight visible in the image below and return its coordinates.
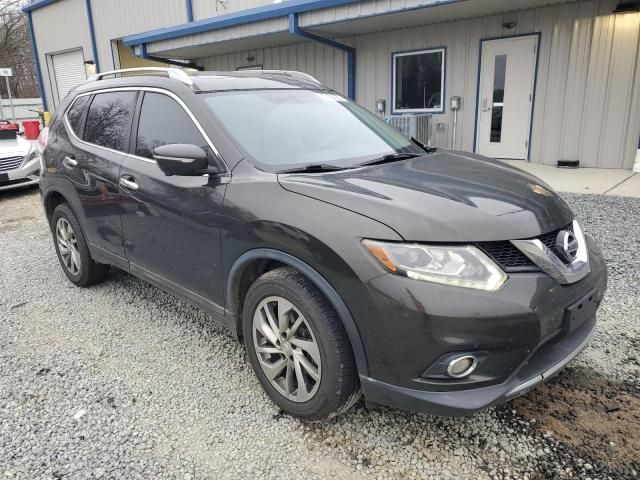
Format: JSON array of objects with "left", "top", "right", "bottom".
[
  {"left": 26, "top": 149, "right": 40, "bottom": 162},
  {"left": 362, "top": 240, "right": 507, "bottom": 291}
]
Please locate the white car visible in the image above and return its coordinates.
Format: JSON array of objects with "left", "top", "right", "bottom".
[{"left": 0, "top": 123, "right": 41, "bottom": 192}]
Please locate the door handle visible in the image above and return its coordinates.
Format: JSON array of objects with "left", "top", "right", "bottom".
[
  {"left": 481, "top": 98, "right": 491, "bottom": 112},
  {"left": 119, "top": 176, "right": 139, "bottom": 191},
  {"left": 63, "top": 156, "right": 77, "bottom": 167}
]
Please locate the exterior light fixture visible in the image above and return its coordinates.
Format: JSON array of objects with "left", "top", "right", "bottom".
[
  {"left": 612, "top": 1, "right": 640, "bottom": 13},
  {"left": 84, "top": 60, "right": 96, "bottom": 78}
]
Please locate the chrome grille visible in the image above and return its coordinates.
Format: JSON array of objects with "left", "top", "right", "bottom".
[
  {"left": 478, "top": 223, "right": 574, "bottom": 273},
  {"left": 0, "top": 156, "right": 24, "bottom": 172}
]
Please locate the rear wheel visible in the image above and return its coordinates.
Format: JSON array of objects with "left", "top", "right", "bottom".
[
  {"left": 243, "top": 267, "right": 360, "bottom": 420},
  {"left": 51, "top": 203, "right": 109, "bottom": 287}
]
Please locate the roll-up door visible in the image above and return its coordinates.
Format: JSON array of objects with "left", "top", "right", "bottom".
[{"left": 51, "top": 50, "right": 87, "bottom": 105}]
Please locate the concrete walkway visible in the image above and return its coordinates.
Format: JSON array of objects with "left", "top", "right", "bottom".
[{"left": 501, "top": 160, "right": 639, "bottom": 198}]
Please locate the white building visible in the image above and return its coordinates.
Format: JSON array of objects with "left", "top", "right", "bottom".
[{"left": 24, "top": 0, "right": 640, "bottom": 170}]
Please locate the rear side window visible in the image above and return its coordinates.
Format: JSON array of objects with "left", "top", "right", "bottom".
[
  {"left": 66, "top": 95, "right": 90, "bottom": 137},
  {"left": 84, "top": 91, "right": 137, "bottom": 151},
  {"left": 135, "top": 92, "right": 209, "bottom": 159}
]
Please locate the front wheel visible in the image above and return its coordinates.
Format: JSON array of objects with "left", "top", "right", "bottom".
[{"left": 243, "top": 267, "right": 361, "bottom": 420}]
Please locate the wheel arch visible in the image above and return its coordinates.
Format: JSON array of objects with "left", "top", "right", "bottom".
[
  {"left": 43, "top": 187, "right": 71, "bottom": 225},
  {"left": 226, "top": 248, "right": 369, "bottom": 377}
]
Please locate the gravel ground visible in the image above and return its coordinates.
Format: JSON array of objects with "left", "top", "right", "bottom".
[{"left": 1, "top": 187, "right": 638, "bottom": 480}]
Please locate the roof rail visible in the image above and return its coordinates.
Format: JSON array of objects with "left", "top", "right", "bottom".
[
  {"left": 87, "top": 67, "right": 194, "bottom": 86},
  {"left": 256, "top": 70, "right": 321, "bottom": 84}
]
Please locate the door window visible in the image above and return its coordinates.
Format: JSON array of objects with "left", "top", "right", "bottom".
[
  {"left": 490, "top": 55, "right": 507, "bottom": 143},
  {"left": 84, "top": 91, "right": 137, "bottom": 151},
  {"left": 66, "top": 95, "right": 90, "bottom": 137},
  {"left": 135, "top": 92, "right": 209, "bottom": 159}
]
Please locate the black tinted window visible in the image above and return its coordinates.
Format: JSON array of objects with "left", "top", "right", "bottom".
[
  {"left": 135, "top": 92, "right": 208, "bottom": 159},
  {"left": 84, "top": 91, "right": 137, "bottom": 151},
  {"left": 67, "top": 95, "right": 90, "bottom": 136}
]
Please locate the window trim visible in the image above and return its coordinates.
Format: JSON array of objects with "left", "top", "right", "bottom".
[
  {"left": 391, "top": 47, "right": 446, "bottom": 115},
  {"left": 65, "top": 94, "right": 92, "bottom": 139},
  {"left": 63, "top": 86, "right": 229, "bottom": 172}
]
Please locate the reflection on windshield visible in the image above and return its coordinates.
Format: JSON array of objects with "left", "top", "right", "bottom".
[{"left": 202, "top": 90, "right": 421, "bottom": 171}]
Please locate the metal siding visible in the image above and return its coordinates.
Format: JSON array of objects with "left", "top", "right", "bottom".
[
  {"left": 192, "top": 0, "right": 274, "bottom": 20},
  {"left": 90, "top": 0, "right": 188, "bottom": 70},
  {"left": 31, "top": 0, "right": 91, "bottom": 109},
  {"left": 148, "top": 18, "right": 289, "bottom": 54},
  {"left": 198, "top": 0, "right": 640, "bottom": 169},
  {"left": 598, "top": 10, "right": 640, "bottom": 169}
]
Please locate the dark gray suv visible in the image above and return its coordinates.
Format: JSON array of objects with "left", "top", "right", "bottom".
[{"left": 40, "top": 68, "right": 607, "bottom": 420}]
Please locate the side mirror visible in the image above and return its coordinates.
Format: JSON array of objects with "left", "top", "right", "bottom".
[{"left": 153, "top": 143, "right": 214, "bottom": 176}]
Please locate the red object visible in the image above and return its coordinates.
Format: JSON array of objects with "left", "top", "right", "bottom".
[
  {"left": 0, "top": 120, "right": 18, "bottom": 139},
  {"left": 22, "top": 120, "right": 41, "bottom": 140}
]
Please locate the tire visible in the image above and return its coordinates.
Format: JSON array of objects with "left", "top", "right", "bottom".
[
  {"left": 51, "top": 203, "right": 109, "bottom": 287},
  {"left": 243, "top": 266, "right": 361, "bottom": 421}
]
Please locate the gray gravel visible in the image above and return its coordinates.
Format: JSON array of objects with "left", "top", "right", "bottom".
[{"left": 1, "top": 188, "right": 638, "bottom": 479}]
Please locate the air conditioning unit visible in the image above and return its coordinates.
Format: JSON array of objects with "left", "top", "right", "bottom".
[{"left": 385, "top": 114, "right": 432, "bottom": 146}]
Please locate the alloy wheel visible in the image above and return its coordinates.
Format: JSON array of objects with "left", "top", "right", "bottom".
[
  {"left": 56, "top": 217, "right": 81, "bottom": 275},
  {"left": 252, "top": 295, "right": 322, "bottom": 402}
]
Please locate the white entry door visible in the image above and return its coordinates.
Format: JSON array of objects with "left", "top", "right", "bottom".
[{"left": 476, "top": 35, "right": 538, "bottom": 159}]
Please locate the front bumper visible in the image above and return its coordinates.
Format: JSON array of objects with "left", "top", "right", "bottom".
[
  {"left": 0, "top": 155, "right": 40, "bottom": 192},
  {"left": 343, "top": 236, "right": 607, "bottom": 416}
]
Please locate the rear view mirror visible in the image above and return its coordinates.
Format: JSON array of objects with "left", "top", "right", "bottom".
[{"left": 153, "top": 143, "right": 212, "bottom": 176}]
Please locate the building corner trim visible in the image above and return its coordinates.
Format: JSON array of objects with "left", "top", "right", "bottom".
[
  {"left": 26, "top": 11, "right": 48, "bottom": 111},
  {"left": 288, "top": 13, "right": 355, "bottom": 100}
]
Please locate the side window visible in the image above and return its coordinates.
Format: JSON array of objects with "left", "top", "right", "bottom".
[
  {"left": 135, "top": 92, "right": 209, "bottom": 159},
  {"left": 66, "top": 95, "right": 90, "bottom": 137},
  {"left": 392, "top": 48, "right": 446, "bottom": 113},
  {"left": 84, "top": 91, "right": 137, "bottom": 151}
]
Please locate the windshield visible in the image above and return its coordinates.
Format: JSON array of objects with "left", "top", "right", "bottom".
[{"left": 201, "top": 89, "right": 422, "bottom": 172}]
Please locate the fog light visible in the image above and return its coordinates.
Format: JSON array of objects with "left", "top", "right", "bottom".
[{"left": 447, "top": 355, "right": 477, "bottom": 378}]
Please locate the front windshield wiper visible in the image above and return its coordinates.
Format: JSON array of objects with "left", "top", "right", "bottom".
[
  {"left": 411, "top": 136, "right": 438, "bottom": 153},
  {"left": 279, "top": 164, "right": 348, "bottom": 174},
  {"left": 357, "top": 152, "right": 421, "bottom": 167}
]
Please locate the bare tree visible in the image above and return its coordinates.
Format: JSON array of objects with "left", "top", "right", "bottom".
[{"left": 0, "top": 0, "right": 39, "bottom": 98}]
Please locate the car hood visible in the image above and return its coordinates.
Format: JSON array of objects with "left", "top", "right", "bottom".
[
  {"left": 278, "top": 150, "right": 574, "bottom": 242},
  {"left": 0, "top": 136, "right": 32, "bottom": 158}
]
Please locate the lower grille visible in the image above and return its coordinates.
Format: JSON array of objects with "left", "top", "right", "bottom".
[
  {"left": 0, "top": 156, "right": 23, "bottom": 172},
  {"left": 478, "top": 223, "right": 573, "bottom": 273}
]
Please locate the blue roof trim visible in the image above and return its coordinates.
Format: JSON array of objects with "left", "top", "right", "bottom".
[
  {"left": 123, "top": 0, "right": 357, "bottom": 46},
  {"left": 21, "top": 0, "right": 59, "bottom": 12}
]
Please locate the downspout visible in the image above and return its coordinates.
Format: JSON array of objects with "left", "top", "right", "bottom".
[
  {"left": 26, "top": 11, "right": 48, "bottom": 111},
  {"left": 288, "top": 13, "right": 355, "bottom": 100},
  {"left": 186, "top": 0, "right": 194, "bottom": 22},
  {"left": 85, "top": 0, "right": 100, "bottom": 72},
  {"left": 136, "top": 44, "right": 204, "bottom": 71}
]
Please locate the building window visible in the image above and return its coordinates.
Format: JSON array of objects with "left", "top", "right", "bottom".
[{"left": 392, "top": 48, "right": 445, "bottom": 114}]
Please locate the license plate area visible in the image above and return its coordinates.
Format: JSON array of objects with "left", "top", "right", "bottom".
[{"left": 564, "top": 288, "right": 599, "bottom": 333}]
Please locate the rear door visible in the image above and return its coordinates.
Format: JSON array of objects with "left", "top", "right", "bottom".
[
  {"left": 118, "top": 90, "right": 228, "bottom": 311},
  {"left": 62, "top": 90, "right": 138, "bottom": 265}
]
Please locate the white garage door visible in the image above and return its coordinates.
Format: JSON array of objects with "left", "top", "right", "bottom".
[{"left": 51, "top": 50, "right": 87, "bottom": 105}]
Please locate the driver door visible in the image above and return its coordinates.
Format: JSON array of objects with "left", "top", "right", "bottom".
[{"left": 118, "top": 91, "right": 228, "bottom": 311}]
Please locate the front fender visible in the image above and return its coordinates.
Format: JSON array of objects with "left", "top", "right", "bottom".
[{"left": 226, "top": 248, "right": 370, "bottom": 376}]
